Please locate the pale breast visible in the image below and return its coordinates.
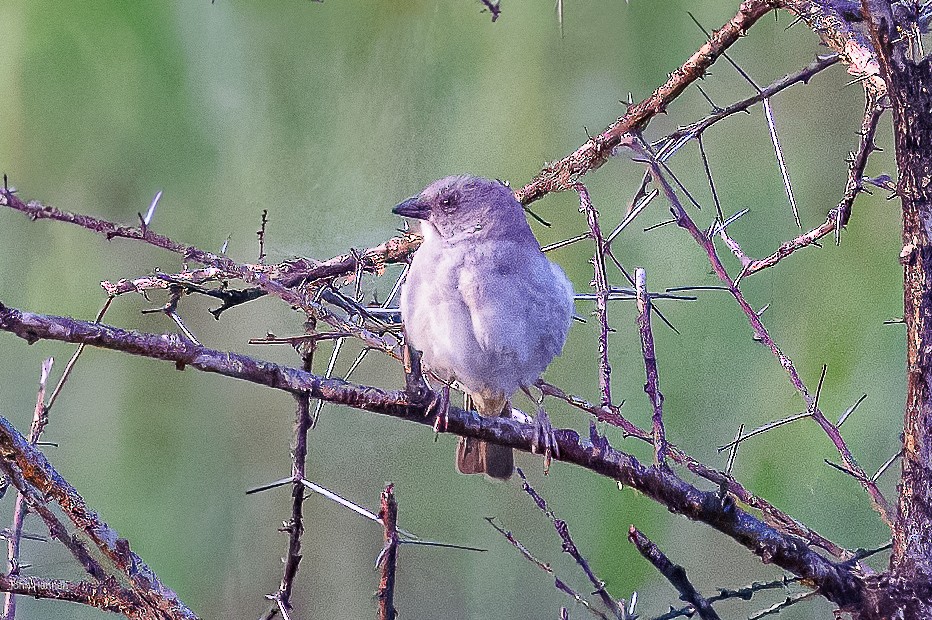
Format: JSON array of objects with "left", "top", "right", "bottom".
[{"left": 401, "top": 233, "right": 574, "bottom": 400}]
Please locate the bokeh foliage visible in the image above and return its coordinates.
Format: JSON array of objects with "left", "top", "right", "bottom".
[{"left": 0, "top": 2, "right": 902, "bottom": 618}]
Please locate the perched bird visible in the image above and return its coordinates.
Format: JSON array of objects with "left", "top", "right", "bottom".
[{"left": 393, "top": 175, "right": 574, "bottom": 479}]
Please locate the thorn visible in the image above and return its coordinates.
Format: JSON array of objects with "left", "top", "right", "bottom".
[{"left": 143, "top": 190, "right": 162, "bottom": 227}]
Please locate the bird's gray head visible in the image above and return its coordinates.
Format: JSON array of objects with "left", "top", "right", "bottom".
[{"left": 392, "top": 175, "right": 531, "bottom": 242}]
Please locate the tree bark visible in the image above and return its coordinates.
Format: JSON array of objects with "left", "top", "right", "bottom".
[{"left": 862, "top": 2, "right": 932, "bottom": 617}]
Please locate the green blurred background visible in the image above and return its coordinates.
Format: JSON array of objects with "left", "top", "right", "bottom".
[{"left": 0, "top": 2, "right": 903, "bottom": 619}]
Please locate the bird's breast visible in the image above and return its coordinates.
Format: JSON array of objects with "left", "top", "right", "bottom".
[{"left": 400, "top": 236, "right": 573, "bottom": 397}]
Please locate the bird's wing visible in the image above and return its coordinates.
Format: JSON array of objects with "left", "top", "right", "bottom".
[{"left": 457, "top": 241, "right": 573, "bottom": 387}]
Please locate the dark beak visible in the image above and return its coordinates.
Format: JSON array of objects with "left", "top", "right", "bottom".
[{"left": 392, "top": 196, "right": 430, "bottom": 220}]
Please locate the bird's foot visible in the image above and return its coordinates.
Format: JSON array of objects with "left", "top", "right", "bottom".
[
  {"left": 532, "top": 407, "right": 560, "bottom": 474},
  {"left": 431, "top": 385, "right": 451, "bottom": 433},
  {"left": 403, "top": 343, "right": 432, "bottom": 405}
]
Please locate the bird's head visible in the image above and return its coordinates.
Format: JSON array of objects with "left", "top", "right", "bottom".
[{"left": 392, "top": 175, "right": 529, "bottom": 242}]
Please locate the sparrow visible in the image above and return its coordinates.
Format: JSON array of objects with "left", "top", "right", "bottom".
[{"left": 393, "top": 175, "right": 574, "bottom": 479}]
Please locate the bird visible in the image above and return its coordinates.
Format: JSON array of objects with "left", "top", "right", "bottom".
[{"left": 392, "top": 175, "right": 574, "bottom": 479}]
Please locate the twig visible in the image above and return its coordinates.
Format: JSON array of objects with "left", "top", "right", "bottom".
[
  {"left": 478, "top": 0, "right": 501, "bottom": 21},
  {"left": 0, "top": 575, "right": 146, "bottom": 619},
  {"left": 748, "top": 591, "right": 816, "bottom": 619},
  {"left": 635, "top": 268, "right": 667, "bottom": 467},
  {"left": 45, "top": 297, "right": 113, "bottom": 411},
  {"left": 257, "top": 209, "right": 269, "bottom": 263},
  {"left": 486, "top": 517, "right": 610, "bottom": 620},
  {"left": 517, "top": 469, "right": 626, "bottom": 619},
  {"left": 650, "top": 574, "right": 801, "bottom": 620},
  {"left": 0, "top": 414, "right": 198, "bottom": 620},
  {"left": 629, "top": 138, "right": 895, "bottom": 527},
  {"left": 516, "top": 0, "right": 779, "bottom": 205},
  {"left": 4, "top": 357, "right": 54, "bottom": 620},
  {"left": 742, "top": 91, "right": 886, "bottom": 275},
  {"left": 377, "top": 484, "right": 399, "bottom": 620},
  {"left": 537, "top": 381, "right": 642, "bottom": 436},
  {"left": 628, "top": 526, "right": 720, "bottom": 620},
  {"left": 260, "top": 320, "right": 317, "bottom": 620},
  {"left": 575, "top": 184, "right": 613, "bottom": 407}
]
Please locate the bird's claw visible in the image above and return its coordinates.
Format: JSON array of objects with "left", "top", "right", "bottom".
[
  {"left": 431, "top": 385, "right": 451, "bottom": 433},
  {"left": 403, "top": 342, "right": 433, "bottom": 405},
  {"left": 531, "top": 408, "right": 559, "bottom": 474}
]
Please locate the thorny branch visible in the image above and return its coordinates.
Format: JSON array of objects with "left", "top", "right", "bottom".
[
  {"left": 512, "top": 0, "right": 883, "bottom": 209},
  {"left": 630, "top": 137, "right": 895, "bottom": 527},
  {"left": 635, "top": 269, "right": 667, "bottom": 467},
  {"left": 2, "top": 188, "right": 418, "bottom": 320},
  {"left": 650, "top": 574, "right": 805, "bottom": 620},
  {"left": 575, "top": 184, "right": 613, "bottom": 408},
  {"left": 377, "top": 484, "right": 399, "bottom": 620},
  {"left": 517, "top": 470, "right": 626, "bottom": 620},
  {"left": 0, "top": 302, "right": 866, "bottom": 608},
  {"left": 541, "top": 372, "right": 856, "bottom": 561},
  {"left": 742, "top": 89, "right": 887, "bottom": 276},
  {"left": 3, "top": 357, "right": 53, "bottom": 620},
  {"left": 516, "top": 0, "right": 781, "bottom": 204},
  {"left": 628, "top": 526, "right": 720, "bottom": 620},
  {"left": 0, "top": 412, "right": 197, "bottom": 620},
  {"left": 260, "top": 320, "right": 317, "bottom": 620},
  {"left": 0, "top": 575, "right": 145, "bottom": 619}
]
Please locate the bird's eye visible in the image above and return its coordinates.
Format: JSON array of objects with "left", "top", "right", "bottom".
[{"left": 439, "top": 193, "right": 457, "bottom": 213}]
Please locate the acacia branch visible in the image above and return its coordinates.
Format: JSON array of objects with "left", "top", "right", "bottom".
[
  {"left": 260, "top": 321, "right": 317, "bottom": 620},
  {"left": 541, "top": 379, "right": 854, "bottom": 560},
  {"left": 575, "top": 184, "right": 613, "bottom": 407},
  {"left": 0, "top": 575, "right": 148, "bottom": 619},
  {"left": 0, "top": 301, "right": 863, "bottom": 607},
  {"left": 4, "top": 357, "right": 53, "bottom": 620},
  {"left": 632, "top": 138, "right": 895, "bottom": 527},
  {"left": 742, "top": 89, "right": 886, "bottom": 276},
  {"left": 628, "top": 526, "right": 720, "bottom": 620},
  {"left": 515, "top": 0, "right": 780, "bottom": 205},
  {"left": 0, "top": 406, "right": 197, "bottom": 620},
  {"left": 377, "top": 484, "right": 399, "bottom": 620},
  {"left": 0, "top": 187, "right": 418, "bottom": 317},
  {"left": 635, "top": 269, "right": 667, "bottom": 467},
  {"left": 511, "top": 0, "right": 885, "bottom": 211}
]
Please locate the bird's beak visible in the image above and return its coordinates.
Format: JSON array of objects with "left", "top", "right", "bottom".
[{"left": 392, "top": 196, "right": 430, "bottom": 220}]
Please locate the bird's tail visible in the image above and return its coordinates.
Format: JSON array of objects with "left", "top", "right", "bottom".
[{"left": 455, "top": 396, "right": 514, "bottom": 480}]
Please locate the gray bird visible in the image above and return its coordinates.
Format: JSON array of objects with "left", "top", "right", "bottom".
[{"left": 392, "top": 175, "right": 574, "bottom": 479}]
